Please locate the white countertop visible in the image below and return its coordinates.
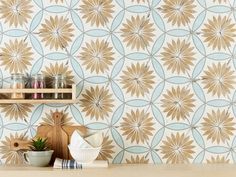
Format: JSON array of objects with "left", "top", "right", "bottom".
[{"left": 0, "top": 164, "right": 235, "bottom": 177}]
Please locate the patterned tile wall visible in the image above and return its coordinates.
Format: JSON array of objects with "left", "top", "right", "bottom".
[{"left": 0, "top": 0, "right": 236, "bottom": 164}]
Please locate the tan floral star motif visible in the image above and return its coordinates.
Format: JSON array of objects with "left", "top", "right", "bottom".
[
  {"left": 121, "top": 15, "right": 155, "bottom": 50},
  {"left": 0, "top": 39, "right": 33, "bottom": 73},
  {"left": 0, "top": 133, "right": 30, "bottom": 165},
  {"left": 79, "top": 39, "right": 114, "bottom": 74},
  {"left": 80, "top": 86, "right": 114, "bottom": 120},
  {"left": 202, "top": 16, "right": 236, "bottom": 50},
  {"left": 0, "top": 0, "right": 33, "bottom": 27},
  {"left": 160, "top": 133, "right": 195, "bottom": 164},
  {"left": 120, "top": 63, "right": 155, "bottom": 97},
  {"left": 161, "top": 0, "right": 196, "bottom": 26},
  {"left": 161, "top": 86, "right": 195, "bottom": 121},
  {"left": 161, "top": 39, "right": 195, "bottom": 74},
  {"left": 121, "top": 109, "right": 155, "bottom": 144},
  {"left": 39, "top": 16, "right": 74, "bottom": 50},
  {"left": 202, "top": 63, "right": 236, "bottom": 97},
  {"left": 0, "top": 103, "right": 33, "bottom": 121},
  {"left": 201, "top": 109, "right": 235, "bottom": 144},
  {"left": 80, "top": 0, "right": 114, "bottom": 27}
]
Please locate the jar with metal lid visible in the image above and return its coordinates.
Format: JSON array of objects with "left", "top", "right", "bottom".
[
  {"left": 52, "top": 74, "right": 67, "bottom": 99},
  {"left": 10, "top": 73, "right": 25, "bottom": 99},
  {"left": 31, "top": 74, "right": 45, "bottom": 99}
]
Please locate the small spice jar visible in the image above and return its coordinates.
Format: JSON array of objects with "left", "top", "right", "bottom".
[
  {"left": 10, "top": 73, "right": 25, "bottom": 99},
  {"left": 31, "top": 74, "right": 45, "bottom": 99},
  {"left": 52, "top": 74, "right": 67, "bottom": 99}
]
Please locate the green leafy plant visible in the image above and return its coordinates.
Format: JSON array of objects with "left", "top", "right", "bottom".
[{"left": 29, "top": 137, "right": 49, "bottom": 151}]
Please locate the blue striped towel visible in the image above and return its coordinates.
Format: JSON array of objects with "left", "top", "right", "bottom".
[
  {"left": 53, "top": 158, "right": 108, "bottom": 169},
  {"left": 54, "top": 158, "right": 82, "bottom": 169}
]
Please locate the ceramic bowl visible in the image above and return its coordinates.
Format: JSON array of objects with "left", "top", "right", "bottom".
[
  {"left": 24, "top": 150, "right": 54, "bottom": 167},
  {"left": 68, "top": 145, "right": 101, "bottom": 164},
  {"left": 70, "top": 130, "right": 92, "bottom": 148},
  {"left": 84, "top": 131, "right": 103, "bottom": 148}
]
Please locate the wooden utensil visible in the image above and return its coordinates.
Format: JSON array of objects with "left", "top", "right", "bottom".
[{"left": 10, "top": 139, "right": 30, "bottom": 151}]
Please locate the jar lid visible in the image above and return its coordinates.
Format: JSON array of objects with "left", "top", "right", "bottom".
[
  {"left": 32, "top": 74, "right": 44, "bottom": 79},
  {"left": 11, "top": 73, "right": 24, "bottom": 78},
  {"left": 53, "top": 74, "right": 66, "bottom": 79}
]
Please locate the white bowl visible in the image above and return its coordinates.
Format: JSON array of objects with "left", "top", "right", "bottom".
[
  {"left": 68, "top": 145, "right": 101, "bottom": 164},
  {"left": 70, "top": 130, "right": 93, "bottom": 148},
  {"left": 84, "top": 131, "right": 103, "bottom": 148}
]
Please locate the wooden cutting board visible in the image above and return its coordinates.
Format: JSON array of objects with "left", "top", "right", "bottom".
[
  {"left": 36, "top": 111, "right": 87, "bottom": 161},
  {"left": 47, "top": 112, "right": 69, "bottom": 160}
]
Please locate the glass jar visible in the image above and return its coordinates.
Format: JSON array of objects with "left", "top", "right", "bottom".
[
  {"left": 52, "top": 74, "right": 67, "bottom": 99},
  {"left": 31, "top": 74, "right": 45, "bottom": 99},
  {"left": 10, "top": 73, "right": 25, "bottom": 99}
]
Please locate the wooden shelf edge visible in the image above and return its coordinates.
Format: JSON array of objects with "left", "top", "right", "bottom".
[
  {"left": 0, "top": 99, "right": 79, "bottom": 104},
  {"left": 0, "top": 88, "right": 73, "bottom": 93},
  {"left": 0, "top": 84, "right": 76, "bottom": 93},
  {"left": 0, "top": 84, "right": 78, "bottom": 104}
]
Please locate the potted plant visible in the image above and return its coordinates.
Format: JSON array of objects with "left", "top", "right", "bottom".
[{"left": 24, "top": 137, "right": 54, "bottom": 167}]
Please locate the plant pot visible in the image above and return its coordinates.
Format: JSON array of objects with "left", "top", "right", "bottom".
[{"left": 24, "top": 150, "right": 54, "bottom": 167}]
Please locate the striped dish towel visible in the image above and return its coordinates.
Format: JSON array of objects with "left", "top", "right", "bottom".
[{"left": 53, "top": 158, "right": 108, "bottom": 169}]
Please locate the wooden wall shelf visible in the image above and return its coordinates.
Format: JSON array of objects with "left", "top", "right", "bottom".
[{"left": 0, "top": 84, "right": 78, "bottom": 104}]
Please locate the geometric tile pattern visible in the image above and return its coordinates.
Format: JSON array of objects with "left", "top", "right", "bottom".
[{"left": 0, "top": 0, "right": 236, "bottom": 164}]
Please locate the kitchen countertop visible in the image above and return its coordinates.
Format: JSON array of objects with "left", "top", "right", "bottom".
[{"left": 0, "top": 164, "right": 235, "bottom": 177}]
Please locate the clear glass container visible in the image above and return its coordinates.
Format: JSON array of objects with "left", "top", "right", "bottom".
[
  {"left": 52, "top": 74, "right": 67, "bottom": 99},
  {"left": 10, "top": 73, "right": 25, "bottom": 99},
  {"left": 31, "top": 74, "right": 45, "bottom": 99}
]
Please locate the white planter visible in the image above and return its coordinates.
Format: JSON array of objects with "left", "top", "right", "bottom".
[{"left": 24, "top": 150, "right": 54, "bottom": 167}]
